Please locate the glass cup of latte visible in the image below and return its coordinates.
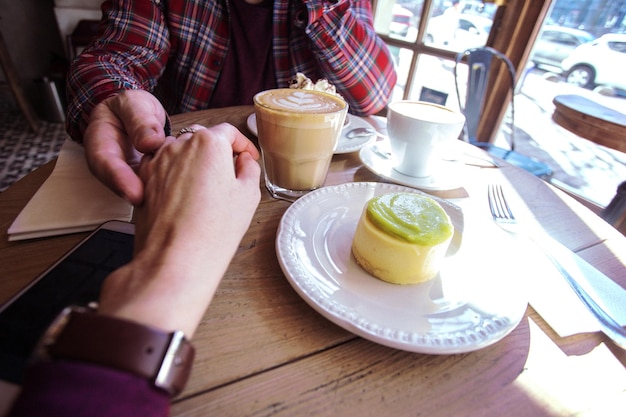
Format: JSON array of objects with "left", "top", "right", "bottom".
[{"left": 253, "top": 88, "right": 348, "bottom": 201}]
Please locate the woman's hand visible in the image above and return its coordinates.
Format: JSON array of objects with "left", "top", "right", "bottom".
[{"left": 98, "top": 124, "right": 261, "bottom": 337}]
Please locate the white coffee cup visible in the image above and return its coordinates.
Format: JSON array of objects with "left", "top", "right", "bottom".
[{"left": 387, "top": 101, "right": 465, "bottom": 178}]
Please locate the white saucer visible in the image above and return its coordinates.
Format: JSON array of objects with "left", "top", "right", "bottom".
[
  {"left": 335, "top": 116, "right": 377, "bottom": 154},
  {"left": 359, "top": 140, "right": 465, "bottom": 191},
  {"left": 246, "top": 113, "right": 259, "bottom": 136},
  {"left": 276, "top": 182, "right": 528, "bottom": 354},
  {"left": 246, "top": 113, "right": 375, "bottom": 154}
]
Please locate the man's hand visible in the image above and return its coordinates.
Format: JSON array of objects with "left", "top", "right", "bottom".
[{"left": 83, "top": 90, "right": 170, "bottom": 205}]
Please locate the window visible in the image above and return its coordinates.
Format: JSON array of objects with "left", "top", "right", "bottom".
[
  {"left": 608, "top": 40, "right": 626, "bottom": 53},
  {"left": 373, "top": 0, "right": 493, "bottom": 103},
  {"left": 372, "top": 0, "right": 626, "bottom": 208}
]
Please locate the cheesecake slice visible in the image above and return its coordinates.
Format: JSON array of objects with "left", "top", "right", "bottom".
[{"left": 352, "top": 192, "right": 453, "bottom": 284}]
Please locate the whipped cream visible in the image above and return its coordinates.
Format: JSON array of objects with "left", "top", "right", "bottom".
[{"left": 289, "top": 72, "right": 339, "bottom": 96}]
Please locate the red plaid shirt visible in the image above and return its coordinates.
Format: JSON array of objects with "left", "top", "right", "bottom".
[{"left": 66, "top": 0, "right": 397, "bottom": 141}]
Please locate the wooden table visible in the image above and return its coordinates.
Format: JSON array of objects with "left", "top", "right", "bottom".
[
  {"left": 552, "top": 94, "right": 626, "bottom": 153},
  {"left": 1, "top": 106, "right": 625, "bottom": 416}
]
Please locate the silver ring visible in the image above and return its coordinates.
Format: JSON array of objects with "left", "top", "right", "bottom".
[{"left": 177, "top": 127, "right": 198, "bottom": 137}]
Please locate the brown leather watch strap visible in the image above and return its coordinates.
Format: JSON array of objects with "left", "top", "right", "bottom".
[{"left": 46, "top": 309, "right": 194, "bottom": 396}]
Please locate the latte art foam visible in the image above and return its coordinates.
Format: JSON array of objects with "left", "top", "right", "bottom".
[
  {"left": 256, "top": 89, "right": 345, "bottom": 114},
  {"left": 276, "top": 91, "right": 327, "bottom": 111}
]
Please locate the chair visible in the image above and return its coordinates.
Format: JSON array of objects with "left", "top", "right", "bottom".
[
  {"left": 0, "top": 29, "right": 39, "bottom": 132},
  {"left": 67, "top": 20, "right": 100, "bottom": 60},
  {"left": 453, "top": 47, "right": 553, "bottom": 180}
]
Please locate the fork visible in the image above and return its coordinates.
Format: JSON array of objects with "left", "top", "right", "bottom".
[{"left": 488, "top": 184, "right": 626, "bottom": 349}]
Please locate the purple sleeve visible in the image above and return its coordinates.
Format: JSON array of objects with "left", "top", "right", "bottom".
[{"left": 8, "top": 361, "right": 170, "bottom": 417}]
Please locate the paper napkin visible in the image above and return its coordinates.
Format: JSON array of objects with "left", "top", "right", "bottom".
[
  {"left": 453, "top": 199, "right": 626, "bottom": 339},
  {"left": 522, "top": 235, "right": 626, "bottom": 338},
  {"left": 8, "top": 139, "right": 133, "bottom": 241}
]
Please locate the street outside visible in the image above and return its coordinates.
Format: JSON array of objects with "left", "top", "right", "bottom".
[{"left": 514, "top": 68, "right": 626, "bottom": 207}]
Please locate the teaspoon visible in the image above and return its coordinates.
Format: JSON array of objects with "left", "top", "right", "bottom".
[{"left": 345, "top": 127, "right": 377, "bottom": 140}]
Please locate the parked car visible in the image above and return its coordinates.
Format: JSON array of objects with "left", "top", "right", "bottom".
[
  {"left": 531, "top": 26, "right": 595, "bottom": 70},
  {"left": 458, "top": 0, "right": 497, "bottom": 19},
  {"left": 390, "top": 4, "right": 414, "bottom": 38},
  {"left": 426, "top": 14, "right": 492, "bottom": 52},
  {"left": 561, "top": 33, "right": 626, "bottom": 90}
]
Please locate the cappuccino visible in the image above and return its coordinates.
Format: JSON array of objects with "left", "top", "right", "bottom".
[{"left": 254, "top": 89, "right": 348, "bottom": 200}]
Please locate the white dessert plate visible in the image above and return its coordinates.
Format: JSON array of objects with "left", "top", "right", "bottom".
[
  {"left": 276, "top": 182, "right": 528, "bottom": 354},
  {"left": 359, "top": 139, "right": 465, "bottom": 191},
  {"left": 246, "top": 113, "right": 376, "bottom": 154}
]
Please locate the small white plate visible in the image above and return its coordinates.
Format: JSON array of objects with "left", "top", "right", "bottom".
[
  {"left": 276, "top": 182, "right": 528, "bottom": 354},
  {"left": 335, "top": 117, "right": 377, "bottom": 154},
  {"left": 359, "top": 139, "right": 465, "bottom": 191},
  {"left": 246, "top": 113, "right": 376, "bottom": 154}
]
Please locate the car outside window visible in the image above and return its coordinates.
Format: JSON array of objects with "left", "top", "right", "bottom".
[{"left": 557, "top": 34, "right": 580, "bottom": 47}]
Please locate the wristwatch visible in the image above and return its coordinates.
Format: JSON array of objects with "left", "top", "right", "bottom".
[{"left": 33, "top": 305, "right": 195, "bottom": 397}]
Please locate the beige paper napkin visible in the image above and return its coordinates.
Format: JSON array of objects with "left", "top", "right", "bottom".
[{"left": 8, "top": 139, "right": 133, "bottom": 241}]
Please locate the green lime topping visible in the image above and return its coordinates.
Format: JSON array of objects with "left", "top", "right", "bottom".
[{"left": 366, "top": 192, "right": 453, "bottom": 245}]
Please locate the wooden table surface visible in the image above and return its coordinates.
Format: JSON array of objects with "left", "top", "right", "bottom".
[
  {"left": 1, "top": 106, "right": 625, "bottom": 416},
  {"left": 552, "top": 94, "right": 626, "bottom": 153}
]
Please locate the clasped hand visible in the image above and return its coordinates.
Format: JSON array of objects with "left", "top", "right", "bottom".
[
  {"left": 91, "top": 91, "right": 262, "bottom": 337},
  {"left": 83, "top": 90, "right": 261, "bottom": 205}
]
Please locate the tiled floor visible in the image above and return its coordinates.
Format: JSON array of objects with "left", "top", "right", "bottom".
[{"left": 0, "top": 95, "right": 67, "bottom": 192}]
